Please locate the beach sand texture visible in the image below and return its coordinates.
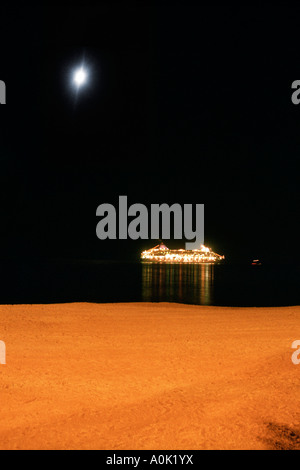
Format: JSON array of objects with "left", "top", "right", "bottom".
[{"left": 0, "top": 302, "right": 299, "bottom": 450}]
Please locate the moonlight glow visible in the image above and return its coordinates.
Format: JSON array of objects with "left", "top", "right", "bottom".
[{"left": 73, "top": 67, "right": 88, "bottom": 87}]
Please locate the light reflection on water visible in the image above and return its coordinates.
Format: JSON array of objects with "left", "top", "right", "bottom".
[
  {"left": 142, "top": 263, "right": 214, "bottom": 305},
  {"left": 1, "top": 259, "right": 298, "bottom": 306}
]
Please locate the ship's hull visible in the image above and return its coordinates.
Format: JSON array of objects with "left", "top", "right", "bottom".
[{"left": 141, "top": 259, "right": 222, "bottom": 264}]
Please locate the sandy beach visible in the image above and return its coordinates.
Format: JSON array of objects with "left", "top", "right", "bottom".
[{"left": 0, "top": 302, "right": 299, "bottom": 450}]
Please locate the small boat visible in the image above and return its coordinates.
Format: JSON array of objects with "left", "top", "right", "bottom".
[{"left": 251, "top": 259, "right": 262, "bottom": 266}]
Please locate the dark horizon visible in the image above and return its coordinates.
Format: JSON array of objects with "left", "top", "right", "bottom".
[{"left": 0, "top": 4, "right": 300, "bottom": 265}]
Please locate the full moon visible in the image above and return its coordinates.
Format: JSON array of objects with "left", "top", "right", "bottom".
[{"left": 73, "top": 67, "right": 87, "bottom": 87}]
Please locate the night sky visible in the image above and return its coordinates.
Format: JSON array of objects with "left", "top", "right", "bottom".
[{"left": 0, "top": 3, "right": 300, "bottom": 263}]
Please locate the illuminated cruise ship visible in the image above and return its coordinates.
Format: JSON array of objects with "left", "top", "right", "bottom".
[{"left": 141, "top": 242, "right": 225, "bottom": 264}]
